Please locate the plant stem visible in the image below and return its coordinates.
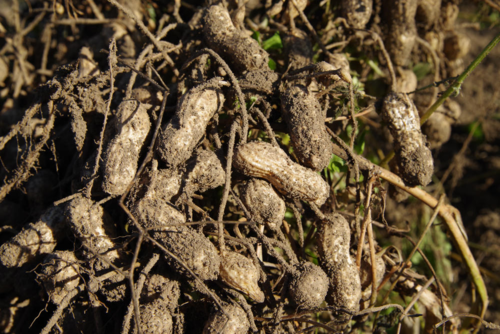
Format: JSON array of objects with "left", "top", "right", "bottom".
[{"left": 420, "top": 31, "right": 500, "bottom": 124}]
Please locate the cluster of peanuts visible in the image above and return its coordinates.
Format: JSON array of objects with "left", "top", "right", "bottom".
[{"left": 0, "top": 0, "right": 470, "bottom": 333}]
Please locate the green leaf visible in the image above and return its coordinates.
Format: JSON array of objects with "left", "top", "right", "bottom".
[
  {"left": 147, "top": 5, "right": 156, "bottom": 23},
  {"left": 246, "top": 96, "right": 258, "bottom": 109},
  {"left": 413, "top": 62, "right": 432, "bottom": 80},
  {"left": 328, "top": 155, "right": 347, "bottom": 173},
  {"left": 268, "top": 58, "right": 277, "bottom": 70},
  {"left": 251, "top": 30, "right": 261, "bottom": 44},
  {"left": 262, "top": 32, "right": 283, "bottom": 50},
  {"left": 367, "top": 59, "right": 384, "bottom": 76}
]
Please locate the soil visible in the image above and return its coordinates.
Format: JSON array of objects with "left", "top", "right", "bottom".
[{"left": 0, "top": 0, "right": 499, "bottom": 333}]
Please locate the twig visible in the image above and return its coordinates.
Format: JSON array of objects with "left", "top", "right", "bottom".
[
  {"left": 217, "top": 121, "right": 240, "bottom": 252},
  {"left": 85, "top": 38, "right": 117, "bottom": 198},
  {"left": 121, "top": 253, "right": 160, "bottom": 334},
  {"left": 40, "top": 285, "right": 85, "bottom": 334},
  {"left": 434, "top": 313, "right": 500, "bottom": 330}
]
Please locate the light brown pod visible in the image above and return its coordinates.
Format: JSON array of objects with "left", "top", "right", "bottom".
[
  {"left": 360, "top": 255, "right": 386, "bottom": 301},
  {"left": 421, "top": 112, "right": 452, "bottom": 149},
  {"left": 0, "top": 206, "right": 65, "bottom": 268},
  {"left": 416, "top": 0, "right": 441, "bottom": 30},
  {"left": 41, "top": 251, "right": 80, "bottom": 305},
  {"left": 203, "top": 303, "right": 250, "bottom": 334},
  {"left": 220, "top": 251, "right": 265, "bottom": 303},
  {"left": 102, "top": 100, "right": 151, "bottom": 195},
  {"left": 317, "top": 213, "right": 361, "bottom": 312},
  {"left": 382, "top": 92, "right": 433, "bottom": 187},
  {"left": 135, "top": 274, "right": 181, "bottom": 334},
  {"left": 443, "top": 32, "right": 471, "bottom": 61},
  {"left": 153, "top": 227, "right": 220, "bottom": 281},
  {"left": 289, "top": 261, "right": 329, "bottom": 309},
  {"left": 137, "top": 300, "right": 173, "bottom": 334},
  {"left": 233, "top": 141, "right": 330, "bottom": 206},
  {"left": 203, "top": 4, "right": 269, "bottom": 73},
  {"left": 281, "top": 85, "right": 334, "bottom": 171},
  {"left": 342, "top": 0, "right": 373, "bottom": 29},
  {"left": 384, "top": 0, "right": 417, "bottom": 66},
  {"left": 156, "top": 87, "right": 224, "bottom": 169},
  {"left": 240, "top": 178, "right": 286, "bottom": 230},
  {"left": 134, "top": 197, "right": 186, "bottom": 231},
  {"left": 66, "top": 196, "right": 120, "bottom": 264},
  {"left": 395, "top": 68, "right": 418, "bottom": 93},
  {"left": 325, "top": 55, "right": 352, "bottom": 84},
  {"left": 184, "top": 149, "right": 226, "bottom": 195}
]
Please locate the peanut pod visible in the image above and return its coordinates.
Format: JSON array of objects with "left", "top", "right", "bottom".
[
  {"left": 317, "top": 213, "right": 361, "bottom": 312},
  {"left": 382, "top": 92, "right": 433, "bottom": 187},
  {"left": 203, "top": 4, "right": 269, "bottom": 73},
  {"left": 233, "top": 141, "right": 330, "bottom": 206},
  {"left": 156, "top": 86, "right": 224, "bottom": 169},
  {"left": 281, "top": 84, "right": 334, "bottom": 171},
  {"left": 0, "top": 206, "right": 65, "bottom": 268},
  {"left": 102, "top": 100, "right": 151, "bottom": 195}
]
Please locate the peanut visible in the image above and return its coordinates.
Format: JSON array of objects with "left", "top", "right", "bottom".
[
  {"left": 102, "top": 100, "right": 151, "bottom": 195},
  {"left": 156, "top": 87, "right": 224, "bottom": 169},
  {"left": 382, "top": 92, "right": 433, "bottom": 186},
  {"left": 317, "top": 213, "right": 361, "bottom": 312},
  {"left": 220, "top": 251, "right": 265, "bottom": 303},
  {"left": 239, "top": 178, "right": 286, "bottom": 230},
  {"left": 0, "top": 206, "right": 65, "bottom": 268},
  {"left": 233, "top": 141, "right": 330, "bottom": 206},
  {"left": 289, "top": 261, "right": 329, "bottom": 309},
  {"left": 203, "top": 4, "right": 269, "bottom": 73},
  {"left": 281, "top": 84, "right": 334, "bottom": 171}
]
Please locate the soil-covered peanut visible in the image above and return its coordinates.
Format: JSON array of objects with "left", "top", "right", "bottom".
[
  {"left": 281, "top": 84, "right": 334, "bottom": 171},
  {"left": 184, "top": 149, "right": 225, "bottom": 195},
  {"left": 156, "top": 87, "right": 224, "bottom": 169},
  {"left": 145, "top": 167, "right": 183, "bottom": 203},
  {"left": 444, "top": 32, "right": 471, "bottom": 61},
  {"left": 240, "top": 178, "right": 285, "bottom": 230},
  {"left": 317, "top": 213, "right": 361, "bottom": 312},
  {"left": 384, "top": 0, "right": 417, "bottom": 66},
  {"left": 233, "top": 141, "right": 330, "bottom": 206},
  {"left": 220, "top": 251, "right": 264, "bottom": 303},
  {"left": 422, "top": 112, "right": 452, "bottom": 149},
  {"left": 202, "top": 4, "right": 269, "bottom": 73},
  {"left": 395, "top": 68, "right": 418, "bottom": 93},
  {"left": 283, "top": 29, "right": 313, "bottom": 71},
  {"left": 40, "top": 251, "right": 80, "bottom": 305},
  {"left": 0, "top": 206, "right": 65, "bottom": 268},
  {"left": 360, "top": 255, "right": 386, "bottom": 301},
  {"left": 203, "top": 303, "right": 250, "bottom": 334},
  {"left": 131, "top": 85, "right": 164, "bottom": 105},
  {"left": 102, "top": 100, "right": 151, "bottom": 195},
  {"left": 238, "top": 69, "right": 280, "bottom": 95},
  {"left": 289, "top": 261, "right": 329, "bottom": 309},
  {"left": 134, "top": 274, "right": 180, "bottom": 334},
  {"left": 153, "top": 227, "right": 220, "bottom": 281},
  {"left": 134, "top": 197, "right": 186, "bottom": 231},
  {"left": 325, "top": 54, "right": 352, "bottom": 84},
  {"left": 66, "top": 196, "right": 120, "bottom": 264},
  {"left": 342, "top": 0, "right": 373, "bottom": 29},
  {"left": 382, "top": 92, "right": 433, "bottom": 187},
  {"left": 416, "top": 0, "right": 442, "bottom": 30}
]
